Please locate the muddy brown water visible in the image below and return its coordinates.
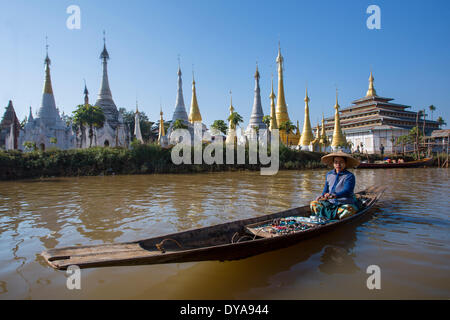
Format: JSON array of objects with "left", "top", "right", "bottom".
[{"left": 0, "top": 168, "right": 448, "bottom": 299}]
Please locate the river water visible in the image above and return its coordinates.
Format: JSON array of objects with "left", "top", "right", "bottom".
[{"left": 0, "top": 168, "right": 448, "bottom": 299}]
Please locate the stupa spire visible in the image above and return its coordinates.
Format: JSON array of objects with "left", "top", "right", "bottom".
[
  {"left": 188, "top": 70, "right": 202, "bottom": 123},
  {"left": 83, "top": 80, "right": 89, "bottom": 105},
  {"left": 134, "top": 100, "right": 143, "bottom": 143},
  {"left": 275, "top": 42, "right": 290, "bottom": 127},
  {"left": 28, "top": 106, "right": 34, "bottom": 121},
  {"left": 246, "top": 62, "right": 266, "bottom": 132},
  {"left": 171, "top": 58, "right": 189, "bottom": 122},
  {"left": 299, "top": 87, "right": 314, "bottom": 146},
  {"left": 158, "top": 107, "right": 166, "bottom": 140},
  {"left": 97, "top": 31, "right": 113, "bottom": 101},
  {"left": 38, "top": 39, "right": 59, "bottom": 125},
  {"left": 43, "top": 37, "right": 53, "bottom": 95},
  {"left": 269, "top": 73, "right": 278, "bottom": 130},
  {"left": 331, "top": 89, "right": 346, "bottom": 147},
  {"left": 366, "top": 71, "right": 377, "bottom": 97},
  {"left": 229, "top": 90, "right": 234, "bottom": 114},
  {"left": 320, "top": 113, "right": 328, "bottom": 145}
]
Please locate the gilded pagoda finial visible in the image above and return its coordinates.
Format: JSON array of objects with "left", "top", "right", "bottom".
[
  {"left": 269, "top": 73, "right": 278, "bottom": 131},
  {"left": 188, "top": 68, "right": 202, "bottom": 123},
  {"left": 43, "top": 39, "right": 53, "bottom": 95},
  {"left": 331, "top": 89, "right": 347, "bottom": 147},
  {"left": 299, "top": 86, "right": 314, "bottom": 147},
  {"left": 229, "top": 90, "right": 234, "bottom": 113},
  {"left": 275, "top": 41, "right": 290, "bottom": 136},
  {"left": 366, "top": 71, "right": 377, "bottom": 97}
]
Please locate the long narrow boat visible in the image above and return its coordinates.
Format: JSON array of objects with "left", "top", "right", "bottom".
[
  {"left": 41, "top": 186, "right": 385, "bottom": 270},
  {"left": 357, "top": 157, "right": 433, "bottom": 169}
]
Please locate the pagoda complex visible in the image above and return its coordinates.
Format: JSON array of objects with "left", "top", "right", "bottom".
[{"left": 324, "top": 72, "right": 440, "bottom": 153}]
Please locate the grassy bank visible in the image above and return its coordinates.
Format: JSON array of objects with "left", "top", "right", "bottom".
[
  {"left": 2, "top": 145, "right": 442, "bottom": 181},
  {"left": 0, "top": 144, "right": 327, "bottom": 180}
]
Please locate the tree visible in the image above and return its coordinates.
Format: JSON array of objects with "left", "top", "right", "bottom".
[
  {"left": 429, "top": 105, "right": 436, "bottom": 121},
  {"left": 414, "top": 110, "right": 423, "bottom": 159},
  {"left": 119, "top": 108, "right": 155, "bottom": 142},
  {"left": 172, "top": 119, "right": 188, "bottom": 130},
  {"left": 409, "top": 126, "right": 423, "bottom": 159},
  {"left": 390, "top": 136, "right": 396, "bottom": 155},
  {"left": 279, "top": 120, "right": 296, "bottom": 146},
  {"left": 262, "top": 115, "right": 271, "bottom": 128},
  {"left": 73, "top": 104, "right": 106, "bottom": 147},
  {"left": 227, "top": 112, "right": 243, "bottom": 129},
  {"left": 20, "top": 116, "right": 27, "bottom": 129},
  {"left": 437, "top": 116, "right": 446, "bottom": 128},
  {"left": 210, "top": 120, "right": 227, "bottom": 135},
  {"left": 50, "top": 137, "right": 57, "bottom": 145},
  {"left": 23, "top": 141, "right": 37, "bottom": 152}
]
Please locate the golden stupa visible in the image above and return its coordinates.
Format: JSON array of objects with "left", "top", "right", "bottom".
[
  {"left": 331, "top": 90, "right": 347, "bottom": 148},
  {"left": 275, "top": 43, "right": 299, "bottom": 145}
]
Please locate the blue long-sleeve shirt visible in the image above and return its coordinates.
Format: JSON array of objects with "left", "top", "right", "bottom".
[{"left": 321, "top": 169, "right": 356, "bottom": 204}]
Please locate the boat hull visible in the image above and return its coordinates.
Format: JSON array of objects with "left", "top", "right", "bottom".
[{"left": 357, "top": 157, "right": 433, "bottom": 169}]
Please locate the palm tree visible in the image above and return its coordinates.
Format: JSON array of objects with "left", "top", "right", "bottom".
[
  {"left": 73, "top": 104, "right": 105, "bottom": 147},
  {"left": 210, "top": 120, "right": 228, "bottom": 135},
  {"left": 262, "top": 115, "right": 271, "bottom": 128},
  {"left": 279, "top": 120, "right": 295, "bottom": 146},
  {"left": 437, "top": 116, "right": 446, "bottom": 128},
  {"left": 390, "top": 136, "right": 396, "bottom": 155},
  {"left": 227, "top": 112, "right": 243, "bottom": 129},
  {"left": 172, "top": 119, "right": 188, "bottom": 130},
  {"left": 429, "top": 105, "right": 436, "bottom": 121}
]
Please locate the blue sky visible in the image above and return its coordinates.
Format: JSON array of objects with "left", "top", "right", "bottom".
[{"left": 1, "top": 0, "right": 449, "bottom": 128}]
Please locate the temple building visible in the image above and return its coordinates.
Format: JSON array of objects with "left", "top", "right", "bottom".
[
  {"left": 18, "top": 48, "right": 75, "bottom": 151},
  {"left": 275, "top": 44, "right": 300, "bottom": 145},
  {"left": 0, "top": 101, "right": 21, "bottom": 150},
  {"left": 323, "top": 72, "right": 440, "bottom": 153},
  {"left": 245, "top": 64, "right": 267, "bottom": 138},
  {"left": 81, "top": 34, "right": 129, "bottom": 148}
]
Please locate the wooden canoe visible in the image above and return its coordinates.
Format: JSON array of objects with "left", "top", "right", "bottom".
[
  {"left": 357, "top": 157, "right": 433, "bottom": 169},
  {"left": 41, "top": 186, "right": 385, "bottom": 270}
]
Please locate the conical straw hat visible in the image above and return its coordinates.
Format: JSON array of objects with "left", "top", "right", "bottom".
[{"left": 321, "top": 151, "right": 360, "bottom": 168}]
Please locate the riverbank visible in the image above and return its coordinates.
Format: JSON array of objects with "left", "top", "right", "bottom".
[
  {"left": 0, "top": 144, "right": 442, "bottom": 181},
  {"left": 0, "top": 144, "right": 326, "bottom": 180}
]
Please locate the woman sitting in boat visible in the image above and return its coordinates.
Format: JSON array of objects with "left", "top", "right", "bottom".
[{"left": 310, "top": 151, "right": 361, "bottom": 220}]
